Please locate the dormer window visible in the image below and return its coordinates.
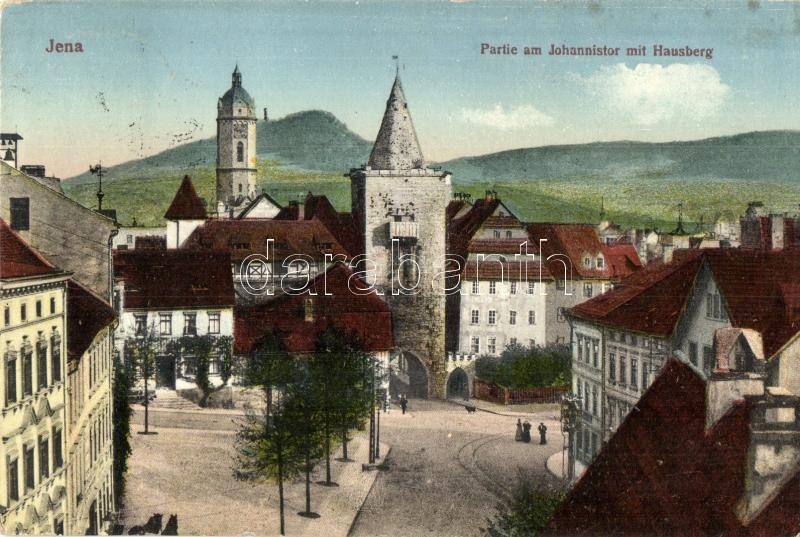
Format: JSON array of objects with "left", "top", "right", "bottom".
[
  {"left": 583, "top": 255, "right": 592, "bottom": 268},
  {"left": 596, "top": 256, "right": 605, "bottom": 269}
]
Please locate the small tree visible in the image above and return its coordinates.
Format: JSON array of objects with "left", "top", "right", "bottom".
[
  {"left": 233, "top": 394, "right": 304, "bottom": 536},
  {"left": 124, "top": 323, "right": 159, "bottom": 433},
  {"left": 243, "top": 333, "right": 296, "bottom": 434},
  {"left": 172, "top": 335, "right": 233, "bottom": 407},
  {"left": 482, "top": 482, "right": 566, "bottom": 537},
  {"left": 112, "top": 358, "right": 133, "bottom": 509}
]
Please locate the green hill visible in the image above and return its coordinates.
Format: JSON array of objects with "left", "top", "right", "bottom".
[
  {"left": 61, "top": 110, "right": 800, "bottom": 228},
  {"left": 439, "top": 131, "right": 800, "bottom": 183}
]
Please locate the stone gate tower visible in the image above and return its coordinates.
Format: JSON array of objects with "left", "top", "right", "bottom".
[
  {"left": 350, "top": 74, "right": 452, "bottom": 398},
  {"left": 216, "top": 65, "right": 257, "bottom": 213}
]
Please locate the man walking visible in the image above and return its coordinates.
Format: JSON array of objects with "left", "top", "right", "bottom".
[
  {"left": 538, "top": 422, "right": 548, "bottom": 445},
  {"left": 400, "top": 395, "right": 408, "bottom": 415}
]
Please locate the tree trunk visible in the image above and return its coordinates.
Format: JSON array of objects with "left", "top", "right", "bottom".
[
  {"left": 324, "top": 414, "right": 332, "bottom": 484},
  {"left": 341, "top": 425, "right": 348, "bottom": 460},
  {"left": 305, "top": 446, "right": 312, "bottom": 514},
  {"left": 266, "top": 385, "right": 273, "bottom": 435},
  {"left": 277, "top": 435, "right": 285, "bottom": 536}
]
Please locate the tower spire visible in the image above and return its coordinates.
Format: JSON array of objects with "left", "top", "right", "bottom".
[
  {"left": 367, "top": 67, "right": 425, "bottom": 170},
  {"left": 232, "top": 63, "right": 241, "bottom": 88}
]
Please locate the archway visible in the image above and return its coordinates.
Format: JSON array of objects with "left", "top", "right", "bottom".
[
  {"left": 390, "top": 351, "right": 429, "bottom": 399},
  {"left": 446, "top": 367, "right": 470, "bottom": 400}
]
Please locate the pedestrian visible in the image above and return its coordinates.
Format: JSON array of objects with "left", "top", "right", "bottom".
[
  {"left": 515, "top": 418, "right": 523, "bottom": 441},
  {"left": 400, "top": 395, "right": 408, "bottom": 414},
  {"left": 538, "top": 422, "right": 548, "bottom": 445},
  {"left": 522, "top": 420, "right": 532, "bottom": 443}
]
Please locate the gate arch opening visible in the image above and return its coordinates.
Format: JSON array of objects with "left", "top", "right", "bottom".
[
  {"left": 446, "top": 367, "right": 470, "bottom": 400},
  {"left": 390, "top": 351, "right": 429, "bottom": 399}
]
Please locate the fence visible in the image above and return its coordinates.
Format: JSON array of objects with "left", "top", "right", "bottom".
[{"left": 472, "top": 378, "right": 568, "bottom": 405}]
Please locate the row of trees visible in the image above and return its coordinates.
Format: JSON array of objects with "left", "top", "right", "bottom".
[
  {"left": 475, "top": 343, "right": 571, "bottom": 389},
  {"left": 233, "top": 329, "right": 379, "bottom": 536}
]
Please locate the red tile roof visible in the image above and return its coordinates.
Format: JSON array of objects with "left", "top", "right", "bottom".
[
  {"left": 114, "top": 249, "right": 234, "bottom": 310},
  {"left": 274, "top": 193, "right": 362, "bottom": 257},
  {"left": 164, "top": 175, "right": 207, "bottom": 220},
  {"left": 235, "top": 263, "right": 394, "bottom": 354},
  {"left": 0, "top": 218, "right": 61, "bottom": 279},
  {"left": 570, "top": 252, "right": 704, "bottom": 337},
  {"left": 544, "top": 359, "right": 800, "bottom": 537},
  {"left": 571, "top": 249, "right": 800, "bottom": 355},
  {"left": 183, "top": 218, "right": 351, "bottom": 264},
  {"left": 67, "top": 279, "right": 116, "bottom": 360},
  {"left": 528, "top": 223, "right": 641, "bottom": 280}
]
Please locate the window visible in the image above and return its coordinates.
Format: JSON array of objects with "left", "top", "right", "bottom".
[
  {"left": 593, "top": 340, "right": 599, "bottom": 368},
  {"left": 239, "top": 183, "right": 243, "bottom": 193},
  {"left": 8, "top": 458, "right": 19, "bottom": 502},
  {"left": 527, "top": 281, "right": 535, "bottom": 294},
  {"left": 50, "top": 297, "right": 55, "bottom": 315},
  {"left": 556, "top": 278, "right": 565, "bottom": 291},
  {"left": 509, "top": 311, "right": 517, "bottom": 325},
  {"left": 596, "top": 257, "right": 605, "bottom": 269},
  {"left": 706, "top": 291, "right": 725, "bottom": 320},
  {"left": 689, "top": 341, "right": 698, "bottom": 366},
  {"left": 577, "top": 336, "right": 583, "bottom": 361},
  {"left": 584, "top": 339, "right": 591, "bottom": 363},
  {"left": 577, "top": 381, "right": 583, "bottom": 400},
  {"left": 470, "top": 310, "right": 479, "bottom": 325},
  {"left": 592, "top": 385, "right": 598, "bottom": 415},
  {"left": 10, "top": 197, "right": 30, "bottom": 230},
  {"left": 51, "top": 330, "right": 61, "bottom": 383},
  {"left": 35, "top": 300, "right": 42, "bottom": 318},
  {"left": 631, "top": 359, "right": 638, "bottom": 389},
  {"left": 489, "top": 281, "right": 497, "bottom": 295},
  {"left": 24, "top": 446, "right": 35, "bottom": 490},
  {"left": 126, "top": 234, "right": 134, "bottom": 245},
  {"left": 20, "top": 303, "right": 27, "bottom": 322},
  {"left": 488, "top": 310, "right": 497, "bottom": 325},
  {"left": 583, "top": 283, "right": 593, "bottom": 298},
  {"left": 53, "top": 429, "right": 63, "bottom": 469},
  {"left": 472, "top": 280, "right": 479, "bottom": 294},
  {"left": 22, "top": 342, "right": 33, "bottom": 397},
  {"left": 591, "top": 433, "right": 598, "bottom": 458},
  {"left": 510, "top": 337, "right": 517, "bottom": 346},
  {"left": 134, "top": 314, "right": 147, "bottom": 336},
  {"left": 528, "top": 311, "right": 536, "bottom": 325},
  {"left": 505, "top": 230, "right": 511, "bottom": 239},
  {"left": 159, "top": 313, "right": 172, "bottom": 336},
  {"left": 703, "top": 345, "right": 715, "bottom": 373},
  {"left": 583, "top": 256, "right": 592, "bottom": 268},
  {"left": 557, "top": 307, "right": 566, "bottom": 323},
  {"left": 39, "top": 436, "right": 49, "bottom": 479},
  {"left": 494, "top": 230, "right": 501, "bottom": 239},
  {"left": 5, "top": 347, "right": 17, "bottom": 405},
  {"left": 529, "top": 339, "right": 536, "bottom": 347},
  {"left": 471, "top": 337, "right": 480, "bottom": 354},
  {"left": 642, "top": 361, "right": 650, "bottom": 388},
  {"left": 3, "top": 305, "right": 9, "bottom": 326},
  {"left": 237, "top": 141, "right": 244, "bottom": 162},
  {"left": 584, "top": 383, "right": 590, "bottom": 411},
  {"left": 488, "top": 337, "right": 497, "bottom": 354},
  {"left": 609, "top": 353, "right": 616, "bottom": 382},
  {"left": 510, "top": 281, "right": 517, "bottom": 295},
  {"left": 620, "top": 356, "right": 627, "bottom": 386},
  {"left": 576, "top": 425, "right": 583, "bottom": 450},
  {"left": 208, "top": 312, "right": 221, "bottom": 334},
  {"left": 37, "top": 337, "right": 47, "bottom": 390},
  {"left": 183, "top": 313, "right": 197, "bottom": 336}
]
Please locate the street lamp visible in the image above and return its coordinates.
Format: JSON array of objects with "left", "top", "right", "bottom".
[{"left": 559, "top": 392, "right": 583, "bottom": 482}]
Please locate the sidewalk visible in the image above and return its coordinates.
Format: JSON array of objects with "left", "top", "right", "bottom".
[
  {"left": 546, "top": 448, "right": 568, "bottom": 480},
  {"left": 446, "top": 397, "right": 560, "bottom": 418}
]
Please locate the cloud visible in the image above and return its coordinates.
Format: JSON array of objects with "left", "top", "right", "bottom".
[
  {"left": 460, "top": 104, "right": 555, "bottom": 130},
  {"left": 584, "top": 63, "right": 730, "bottom": 126}
]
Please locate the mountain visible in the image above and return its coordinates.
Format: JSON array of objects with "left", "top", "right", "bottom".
[
  {"left": 438, "top": 131, "right": 800, "bottom": 183},
  {"left": 66, "top": 110, "right": 372, "bottom": 186}
]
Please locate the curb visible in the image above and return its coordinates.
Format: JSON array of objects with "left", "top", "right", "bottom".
[{"left": 347, "top": 446, "right": 392, "bottom": 537}]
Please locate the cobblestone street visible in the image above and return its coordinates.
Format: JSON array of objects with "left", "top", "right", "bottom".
[{"left": 350, "top": 399, "right": 564, "bottom": 537}]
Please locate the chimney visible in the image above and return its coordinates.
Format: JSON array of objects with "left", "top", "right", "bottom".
[
  {"left": 297, "top": 203, "right": 305, "bottom": 220},
  {"left": 303, "top": 297, "right": 315, "bottom": 323},
  {"left": 737, "top": 388, "right": 800, "bottom": 523},
  {"left": 706, "top": 328, "right": 766, "bottom": 429}
]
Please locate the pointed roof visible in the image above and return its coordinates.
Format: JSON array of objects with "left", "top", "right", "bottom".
[
  {"left": 0, "top": 218, "right": 61, "bottom": 279},
  {"left": 368, "top": 75, "right": 426, "bottom": 170},
  {"left": 164, "top": 175, "right": 207, "bottom": 220}
]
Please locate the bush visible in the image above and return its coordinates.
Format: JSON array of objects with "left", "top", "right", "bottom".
[
  {"left": 475, "top": 343, "right": 571, "bottom": 389},
  {"left": 482, "top": 482, "right": 566, "bottom": 537}
]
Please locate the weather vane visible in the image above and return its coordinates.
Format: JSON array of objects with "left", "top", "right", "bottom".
[{"left": 89, "top": 162, "right": 105, "bottom": 211}]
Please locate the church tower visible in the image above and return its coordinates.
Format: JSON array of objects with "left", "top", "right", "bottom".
[
  {"left": 216, "top": 65, "right": 257, "bottom": 213},
  {"left": 350, "top": 73, "right": 452, "bottom": 398}
]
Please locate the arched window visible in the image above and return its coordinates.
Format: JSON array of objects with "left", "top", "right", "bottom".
[{"left": 236, "top": 142, "right": 244, "bottom": 163}]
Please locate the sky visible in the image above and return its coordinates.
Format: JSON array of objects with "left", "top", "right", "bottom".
[{"left": 2, "top": 0, "right": 800, "bottom": 178}]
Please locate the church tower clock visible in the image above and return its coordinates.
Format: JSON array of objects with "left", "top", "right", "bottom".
[{"left": 216, "top": 65, "right": 257, "bottom": 213}]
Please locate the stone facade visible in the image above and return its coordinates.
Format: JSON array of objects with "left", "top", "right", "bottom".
[
  {"left": 216, "top": 66, "right": 258, "bottom": 209},
  {"left": 350, "top": 75, "right": 451, "bottom": 398}
]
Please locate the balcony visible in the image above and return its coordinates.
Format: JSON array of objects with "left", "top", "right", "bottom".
[{"left": 389, "top": 221, "right": 418, "bottom": 239}]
